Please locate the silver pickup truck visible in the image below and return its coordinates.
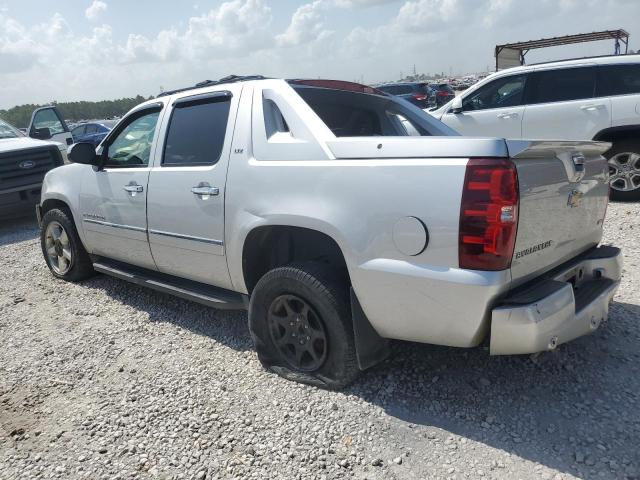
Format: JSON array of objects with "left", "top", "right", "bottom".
[{"left": 37, "top": 76, "right": 622, "bottom": 389}]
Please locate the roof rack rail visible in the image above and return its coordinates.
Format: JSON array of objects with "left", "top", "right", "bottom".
[
  {"left": 158, "top": 75, "right": 268, "bottom": 97},
  {"left": 528, "top": 52, "right": 639, "bottom": 67}
]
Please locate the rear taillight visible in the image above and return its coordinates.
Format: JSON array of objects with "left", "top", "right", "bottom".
[
  {"left": 412, "top": 93, "right": 428, "bottom": 100},
  {"left": 459, "top": 158, "right": 519, "bottom": 271}
]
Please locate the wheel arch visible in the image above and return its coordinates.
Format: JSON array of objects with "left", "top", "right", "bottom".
[
  {"left": 241, "top": 224, "right": 351, "bottom": 295},
  {"left": 592, "top": 125, "right": 640, "bottom": 144}
]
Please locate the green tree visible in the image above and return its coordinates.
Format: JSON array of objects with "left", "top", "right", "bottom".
[{"left": 0, "top": 95, "right": 153, "bottom": 129}]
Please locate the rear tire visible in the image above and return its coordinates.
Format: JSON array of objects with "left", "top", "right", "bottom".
[
  {"left": 248, "top": 262, "right": 359, "bottom": 389},
  {"left": 606, "top": 141, "right": 640, "bottom": 201},
  {"left": 41, "top": 208, "right": 95, "bottom": 281}
]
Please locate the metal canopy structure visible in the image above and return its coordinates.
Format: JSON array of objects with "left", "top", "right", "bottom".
[{"left": 495, "top": 29, "right": 630, "bottom": 70}]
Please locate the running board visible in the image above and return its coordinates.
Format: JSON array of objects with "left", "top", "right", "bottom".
[{"left": 93, "top": 259, "right": 248, "bottom": 310}]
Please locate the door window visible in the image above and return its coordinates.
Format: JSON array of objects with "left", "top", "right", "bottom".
[
  {"left": 162, "top": 96, "right": 231, "bottom": 166},
  {"left": 525, "top": 67, "right": 595, "bottom": 104},
  {"left": 85, "top": 124, "right": 98, "bottom": 134},
  {"left": 104, "top": 109, "right": 160, "bottom": 168},
  {"left": 596, "top": 64, "right": 640, "bottom": 96},
  {"left": 32, "top": 108, "right": 66, "bottom": 135},
  {"left": 71, "top": 125, "right": 86, "bottom": 137},
  {"left": 462, "top": 74, "right": 526, "bottom": 111}
]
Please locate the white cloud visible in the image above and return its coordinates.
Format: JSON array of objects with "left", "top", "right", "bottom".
[
  {"left": 277, "top": 1, "right": 328, "bottom": 47},
  {"left": 85, "top": 0, "right": 107, "bottom": 21},
  {"left": 1, "top": 0, "right": 640, "bottom": 108}
]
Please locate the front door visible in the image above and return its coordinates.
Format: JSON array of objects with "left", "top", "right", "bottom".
[
  {"left": 441, "top": 73, "right": 527, "bottom": 139},
  {"left": 28, "top": 106, "right": 73, "bottom": 146},
  {"left": 79, "top": 106, "right": 163, "bottom": 269},
  {"left": 146, "top": 87, "right": 240, "bottom": 289}
]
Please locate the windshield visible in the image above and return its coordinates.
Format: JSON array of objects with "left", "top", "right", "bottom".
[
  {"left": 0, "top": 118, "right": 24, "bottom": 139},
  {"left": 292, "top": 85, "right": 457, "bottom": 137}
]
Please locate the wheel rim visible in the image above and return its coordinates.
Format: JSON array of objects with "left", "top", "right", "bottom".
[
  {"left": 44, "top": 221, "right": 73, "bottom": 275},
  {"left": 267, "top": 294, "right": 328, "bottom": 372},
  {"left": 608, "top": 152, "right": 640, "bottom": 192}
]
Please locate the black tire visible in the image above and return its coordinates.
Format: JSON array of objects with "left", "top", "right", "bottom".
[
  {"left": 248, "top": 262, "right": 359, "bottom": 389},
  {"left": 40, "top": 208, "right": 95, "bottom": 281},
  {"left": 606, "top": 140, "right": 640, "bottom": 202}
]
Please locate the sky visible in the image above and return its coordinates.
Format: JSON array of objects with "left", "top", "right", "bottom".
[{"left": 0, "top": 0, "right": 639, "bottom": 109}]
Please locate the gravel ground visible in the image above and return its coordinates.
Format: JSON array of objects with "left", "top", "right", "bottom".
[{"left": 1, "top": 202, "right": 639, "bottom": 480}]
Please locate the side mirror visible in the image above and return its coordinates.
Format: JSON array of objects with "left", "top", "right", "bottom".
[
  {"left": 30, "top": 127, "right": 52, "bottom": 140},
  {"left": 451, "top": 96, "right": 463, "bottom": 114},
  {"left": 69, "top": 142, "right": 100, "bottom": 166}
]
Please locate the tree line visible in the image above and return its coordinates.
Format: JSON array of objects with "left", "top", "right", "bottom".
[{"left": 0, "top": 95, "right": 153, "bottom": 128}]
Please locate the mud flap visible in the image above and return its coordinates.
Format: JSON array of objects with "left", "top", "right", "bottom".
[{"left": 350, "top": 288, "right": 390, "bottom": 370}]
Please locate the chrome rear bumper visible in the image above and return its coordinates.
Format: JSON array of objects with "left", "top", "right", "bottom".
[{"left": 490, "top": 246, "right": 622, "bottom": 355}]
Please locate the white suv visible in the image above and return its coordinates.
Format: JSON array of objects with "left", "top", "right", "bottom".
[{"left": 433, "top": 54, "right": 640, "bottom": 201}]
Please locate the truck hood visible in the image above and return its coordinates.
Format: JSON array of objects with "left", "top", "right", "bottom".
[{"left": 0, "top": 136, "right": 66, "bottom": 154}]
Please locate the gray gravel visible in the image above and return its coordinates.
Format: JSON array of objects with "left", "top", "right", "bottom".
[{"left": 1, "top": 203, "right": 639, "bottom": 480}]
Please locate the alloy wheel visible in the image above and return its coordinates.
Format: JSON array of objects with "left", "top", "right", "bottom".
[
  {"left": 44, "top": 221, "right": 73, "bottom": 275},
  {"left": 608, "top": 152, "right": 640, "bottom": 192},
  {"left": 267, "top": 294, "right": 328, "bottom": 372}
]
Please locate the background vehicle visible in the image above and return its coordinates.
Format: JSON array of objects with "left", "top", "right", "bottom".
[
  {"left": 433, "top": 54, "right": 640, "bottom": 201},
  {"left": 71, "top": 121, "right": 117, "bottom": 146},
  {"left": 0, "top": 115, "right": 65, "bottom": 218},
  {"left": 38, "top": 76, "right": 619, "bottom": 389},
  {"left": 376, "top": 82, "right": 436, "bottom": 109},
  {"left": 429, "top": 83, "right": 456, "bottom": 107}
]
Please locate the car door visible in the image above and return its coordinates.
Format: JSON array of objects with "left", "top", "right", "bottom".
[
  {"left": 28, "top": 106, "right": 73, "bottom": 146},
  {"left": 441, "top": 73, "right": 527, "bottom": 138},
  {"left": 521, "top": 65, "right": 611, "bottom": 140},
  {"left": 79, "top": 104, "right": 164, "bottom": 270},
  {"left": 146, "top": 87, "right": 241, "bottom": 290}
]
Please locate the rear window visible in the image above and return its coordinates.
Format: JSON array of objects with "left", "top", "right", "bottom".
[
  {"left": 597, "top": 64, "right": 640, "bottom": 96},
  {"left": 291, "top": 85, "right": 456, "bottom": 137},
  {"left": 525, "top": 67, "right": 595, "bottom": 104}
]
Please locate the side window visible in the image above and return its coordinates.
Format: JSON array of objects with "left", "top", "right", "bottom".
[
  {"left": 462, "top": 75, "right": 526, "bottom": 111},
  {"left": 596, "top": 64, "right": 640, "bottom": 97},
  {"left": 32, "top": 108, "right": 66, "bottom": 135},
  {"left": 163, "top": 96, "right": 231, "bottom": 166},
  {"left": 104, "top": 109, "right": 160, "bottom": 168},
  {"left": 71, "top": 125, "right": 85, "bottom": 137},
  {"left": 525, "top": 67, "right": 595, "bottom": 104},
  {"left": 85, "top": 124, "right": 98, "bottom": 134}
]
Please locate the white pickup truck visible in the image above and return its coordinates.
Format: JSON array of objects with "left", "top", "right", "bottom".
[{"left": 37, "top": 76, "right": 622, "bottom": 389}]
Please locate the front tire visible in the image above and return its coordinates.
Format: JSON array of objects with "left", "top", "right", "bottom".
[
  {"left": 606, "top": 141, "right": 640, "bottom": 201},
  {"left": 41, "top": 208, "right": 94, "bottom": 281},
  {"left": 248, "top": 263, "right": 359, "bottom": 389}
]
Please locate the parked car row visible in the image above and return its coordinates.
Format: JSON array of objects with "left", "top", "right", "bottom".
[{"left": 377, "top": 82, "right": 456, "bottom": 108}]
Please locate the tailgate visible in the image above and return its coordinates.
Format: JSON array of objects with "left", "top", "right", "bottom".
[{"left": 507, "top": 140, "right": 611, "bottom": 287}]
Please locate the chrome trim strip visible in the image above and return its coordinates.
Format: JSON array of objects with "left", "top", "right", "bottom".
[
  {"left": 83, "top": 218, "right": 147, "bottom": 233},
  {"left": 148, "top": 229, "right": 223, "bottom": 246}
]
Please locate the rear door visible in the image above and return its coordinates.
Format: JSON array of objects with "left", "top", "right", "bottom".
[
  {"left": 521, "top": 66, "right": 611, "bottom": 140},
  {"left": 441, "top": 73, "right": 526, "bottom": 138},
  {"left": 146, "top": 86, "right": 241, "bottom": 290},
  {"left": 79, "top": 105, "right": 163, "bottom": 269},
  {"left": 28, "top": 107, "right": 73, "bottom": 146}
]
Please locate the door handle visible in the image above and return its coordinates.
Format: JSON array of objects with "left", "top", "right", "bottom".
[
  {"left": 497, "top": 112, "right": 518, "bottom": 119},
  {"left": 191, "top": 185, "right": 219, "bottom": 198},
  {"left": 123, "top": 183, "right": 143, "bottom": 196},
  {"left": 580, "top": 104, "right": 604, "bottom": 111}
]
